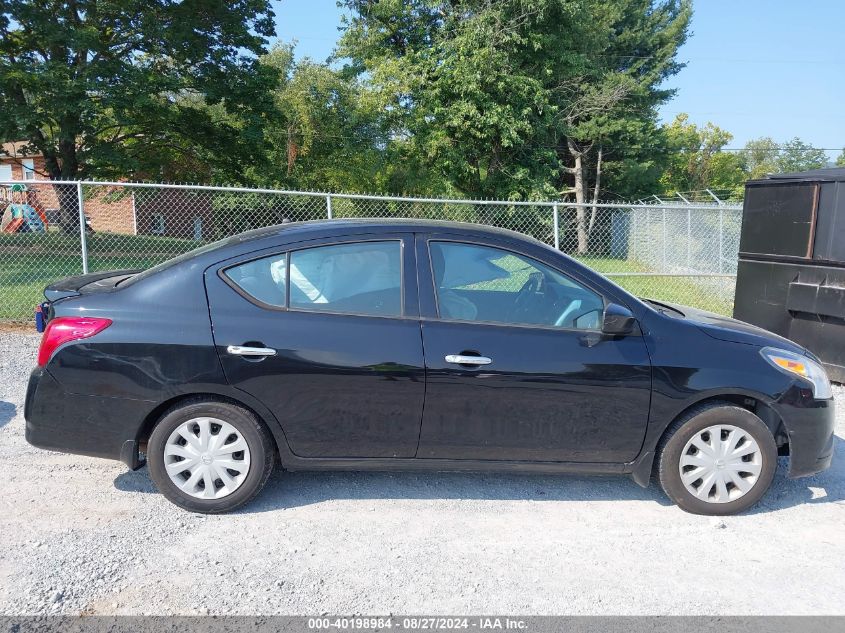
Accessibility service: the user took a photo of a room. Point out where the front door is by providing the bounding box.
[416,236,652,463]
[206,234,425,458]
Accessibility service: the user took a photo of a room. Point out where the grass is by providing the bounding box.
[0,231,733,322]
[0,231,200,321]
[576,256,734,315]
[600,257,735,315]
[0,230,200,255]
[446,249,732,315]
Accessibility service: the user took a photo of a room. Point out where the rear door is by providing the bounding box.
[205,233,425,458]
[416,233,652,463]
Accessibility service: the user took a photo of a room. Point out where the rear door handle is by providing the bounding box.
[226,345,276,357]
[445,354,492,365]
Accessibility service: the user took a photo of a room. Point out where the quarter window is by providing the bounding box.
[289,241,402,316]
[429,241,604,330]
[224,254,287,308]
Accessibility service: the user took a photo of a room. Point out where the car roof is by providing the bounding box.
[125,218,551,290]
[223,218,543,248]
[126,215,646,317]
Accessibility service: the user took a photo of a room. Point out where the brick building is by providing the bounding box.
[2,143,135,235]
[2,143,216,240]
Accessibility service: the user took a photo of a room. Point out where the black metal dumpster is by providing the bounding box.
[733,167,845,383]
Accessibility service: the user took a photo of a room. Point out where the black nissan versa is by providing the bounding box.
[24,219,835,515]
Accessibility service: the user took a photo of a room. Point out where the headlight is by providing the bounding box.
[761,347,832,399]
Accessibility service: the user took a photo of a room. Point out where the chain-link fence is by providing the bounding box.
[0,180,743,322]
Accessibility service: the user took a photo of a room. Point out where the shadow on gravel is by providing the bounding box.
[113,464,673,508]
[111,435,844,516]
[243,470,676,513]
[749,435,845,515]
[113,467,157,494]
[0,401,15,429]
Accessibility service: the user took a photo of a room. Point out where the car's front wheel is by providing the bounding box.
[147,399,275,513]
[657,402,778,515]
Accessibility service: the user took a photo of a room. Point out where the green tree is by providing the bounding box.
[837,148,845,167]
[740,136,780,180]
[0,0,277,228]
[741,136,829,178]
[778,137,827,173]
[559,0,691,251]
[339,0,565,199]
[660,114,746,197]
[257,46,392,193]
[338,0,691,252]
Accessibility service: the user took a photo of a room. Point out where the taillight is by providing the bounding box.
[37,317,112,367]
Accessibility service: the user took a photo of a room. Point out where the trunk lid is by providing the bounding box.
[37,269,140,331]
[43,270,141,301]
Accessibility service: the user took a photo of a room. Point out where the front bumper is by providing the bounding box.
[774,383,836,478]
[24,366,151,469]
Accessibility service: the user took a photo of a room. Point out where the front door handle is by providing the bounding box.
[226,345,276,357]
[445,354,492,366]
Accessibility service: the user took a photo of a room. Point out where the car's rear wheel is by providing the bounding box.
[657,402,778,515]
[147,400,275,513]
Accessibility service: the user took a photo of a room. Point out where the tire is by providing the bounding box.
[147,399,275,513]
[656,402,777,515]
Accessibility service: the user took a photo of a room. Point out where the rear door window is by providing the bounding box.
[223,240,403,317]
[289,241,402,316]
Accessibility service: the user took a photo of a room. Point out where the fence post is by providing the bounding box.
[326,194,333,219]
[662,208,667,271]
[131,193,138,236]
[77,182,89,274]
[686,207,692,270]
[718,208,724,274]
[552,203,560,250]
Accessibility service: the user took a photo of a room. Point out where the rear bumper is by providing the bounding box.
[774,384,836,478]
[24,366,151,469]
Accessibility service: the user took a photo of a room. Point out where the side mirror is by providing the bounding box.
[602,303,637,336]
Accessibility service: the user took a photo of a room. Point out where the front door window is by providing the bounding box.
[430,241,604,330]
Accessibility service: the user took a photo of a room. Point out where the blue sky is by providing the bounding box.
[271,1,844,159]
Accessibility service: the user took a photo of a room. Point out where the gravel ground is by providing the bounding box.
[1,330,844,616]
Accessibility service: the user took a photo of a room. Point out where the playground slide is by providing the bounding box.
[3,217,24,233]
[1,184,49,233]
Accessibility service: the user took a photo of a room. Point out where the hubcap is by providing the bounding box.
[164,417,251,499]
[679,424,762,504]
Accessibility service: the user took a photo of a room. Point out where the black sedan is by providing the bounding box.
[24,219,835,514]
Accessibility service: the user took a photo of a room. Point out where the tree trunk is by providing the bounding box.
[49,134,83,235]
[55,183,82,235]
[588,145,603,245]
[567,139,589,255]
[563,139,590,254]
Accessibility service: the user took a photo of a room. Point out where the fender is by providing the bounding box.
[628,386,786,487]
[128,382,295,470]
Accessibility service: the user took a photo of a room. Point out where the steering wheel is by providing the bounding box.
[510,272,545,321]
